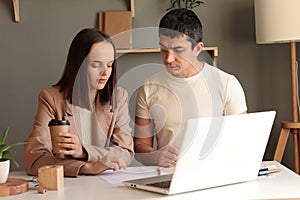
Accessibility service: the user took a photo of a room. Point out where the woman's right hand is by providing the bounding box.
[79,153,127,175]
[101,153,127,171]
[79,161,108,175]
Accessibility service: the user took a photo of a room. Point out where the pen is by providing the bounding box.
[157,167,161,176]
[258,168,280,176]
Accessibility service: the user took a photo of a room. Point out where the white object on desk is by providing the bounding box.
[99,167,157,185]
[4,161,300,200]
[98,166,174,185]
[125,111,276,195]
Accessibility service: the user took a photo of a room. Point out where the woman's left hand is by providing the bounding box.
[57,132,86,159]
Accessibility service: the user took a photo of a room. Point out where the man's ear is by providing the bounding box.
[193,42,204,57]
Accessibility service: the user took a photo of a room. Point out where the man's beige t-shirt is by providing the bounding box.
[135,63,247,149]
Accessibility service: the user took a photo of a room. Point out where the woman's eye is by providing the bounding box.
[91,61,113,69]
[91,63,99,68]
[107,62,114,68]
[91,62,103,68]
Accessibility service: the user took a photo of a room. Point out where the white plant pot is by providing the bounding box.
[0,160,10,183]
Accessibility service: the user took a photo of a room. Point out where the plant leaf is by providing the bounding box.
[0,142,27,155]
[166,0,205,10]
[0,127,27,162]
[166,0,177,11]
[2,150,12,161]
[3,156,19,168]
[0,127,9,145]
[8,142,27,148]
[0,144,6,151]
[177,0,182,8]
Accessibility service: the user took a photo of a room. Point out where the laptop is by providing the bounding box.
[124,111,276,195]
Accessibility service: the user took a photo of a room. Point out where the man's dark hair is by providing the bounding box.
[159,8,203,49]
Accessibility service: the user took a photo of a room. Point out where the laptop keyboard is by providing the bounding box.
[146,180,171,188]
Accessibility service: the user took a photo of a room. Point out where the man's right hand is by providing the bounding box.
[157,145,179,167]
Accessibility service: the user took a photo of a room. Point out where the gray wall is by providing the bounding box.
[0,0,299,171]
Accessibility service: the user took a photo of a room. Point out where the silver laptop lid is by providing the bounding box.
[169,111,276,194]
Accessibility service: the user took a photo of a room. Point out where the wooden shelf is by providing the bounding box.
[117,48,160,54]
[11,0,130,22]
[116,46,218,66]
[130,0,135,18]
[12,0,20,22]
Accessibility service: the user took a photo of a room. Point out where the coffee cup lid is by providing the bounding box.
[48,119,70,126]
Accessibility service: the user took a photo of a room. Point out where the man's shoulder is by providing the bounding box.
[147,70,168,81]
[203,63,226,73]
[142,70,172,89]
[203,63,234,79]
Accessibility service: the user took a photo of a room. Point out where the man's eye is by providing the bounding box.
[160,46,168,51]
[173,49,184,54]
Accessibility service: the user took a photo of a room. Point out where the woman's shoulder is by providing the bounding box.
[113,86,128,97]
[38,86,65,100]
[107,86,129,113]
[112,86,129,108]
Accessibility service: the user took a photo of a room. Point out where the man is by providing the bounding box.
[134,8,247,167]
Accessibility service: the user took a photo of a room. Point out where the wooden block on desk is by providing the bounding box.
[0,178,28,197]
[38,165,64,190]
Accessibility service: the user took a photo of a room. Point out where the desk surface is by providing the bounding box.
[2,161,300,200]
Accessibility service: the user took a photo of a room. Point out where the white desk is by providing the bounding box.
[2,161,300,200]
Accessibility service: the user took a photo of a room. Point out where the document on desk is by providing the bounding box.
[98,166,174,185]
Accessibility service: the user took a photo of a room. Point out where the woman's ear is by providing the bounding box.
[193,42,204,57]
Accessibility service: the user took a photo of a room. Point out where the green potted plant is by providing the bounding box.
[166,0,205,11]
[0,127,26,183]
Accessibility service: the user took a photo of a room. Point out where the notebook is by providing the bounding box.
[124,111,276,195]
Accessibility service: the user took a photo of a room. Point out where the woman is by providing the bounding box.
[23,28,134,177]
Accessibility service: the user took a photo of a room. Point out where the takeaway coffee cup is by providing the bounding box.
[48,119,70,154]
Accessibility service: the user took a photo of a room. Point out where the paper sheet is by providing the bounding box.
[98,166,173,185]
[260,161,277,170]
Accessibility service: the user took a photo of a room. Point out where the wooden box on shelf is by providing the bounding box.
[99,11,132,49]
